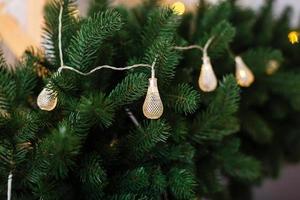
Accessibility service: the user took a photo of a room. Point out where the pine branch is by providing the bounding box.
[141,8,180,50]
[34,122,81,179]
[156,143,196,165]
[80,154,107,187]
[197,167,224,195]
[30,180,66,200]
[0,50,7,69]
[47,71,78,102]
[164,83,201,114]
[169,117,188,143]
[120,167,150,193]
[109,73,148,107]
[253,0,274,45]
[136,8,182,86]
[199,2,231,34]
[67,10,122,72]
[14,63,37,103]
[209,20,236,57]
[67,112,96,138]
[210,75,240,115]
[264,72,300,110]
[117,167,166,199]
[128,120,171,159]
[43,0,79,67]
[192,75,240,143]
[78,92,116,128]
[214,139,261,181]
[241,111,273,144]
[223,154,261,181]
[168,168,197,200]
[14,111,42,143]
[149,168,167,195]
[118,167,166,199]
[0,141,13,171]
[0,70,16,113]
[109,194,148,200]
[80,154,106,199]
[142,38,181,86]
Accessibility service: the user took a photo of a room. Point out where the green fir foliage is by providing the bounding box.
[0,0,299,199]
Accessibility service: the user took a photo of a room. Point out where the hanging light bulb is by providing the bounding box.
[143,64,163,119]
[266,59,280,75]
[198,55,218,92]
[37,86,58,111]
[235,56,255,87]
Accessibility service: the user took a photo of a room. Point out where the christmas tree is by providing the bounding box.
[0,0,300,199]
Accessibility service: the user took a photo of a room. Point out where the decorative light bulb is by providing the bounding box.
[37,87,58,111]
[235,56,255,87]
[266,59,280,75]
[171,1,185,15]
[198,56,218,92]
[143,67,163,119]
[288,31,299,44]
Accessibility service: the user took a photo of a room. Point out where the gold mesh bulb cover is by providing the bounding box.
[198,56,218,92]
[143,78,163,119]
[37,87,58,111]
[235,56,255,87]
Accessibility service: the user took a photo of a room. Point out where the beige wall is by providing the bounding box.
[239,0,300,26]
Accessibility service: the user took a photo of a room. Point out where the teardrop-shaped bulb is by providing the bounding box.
[235,56,255,87]
[198,56,218,92]
[143,78,163,119]
[37,87,58,111]
[266,59,280,75]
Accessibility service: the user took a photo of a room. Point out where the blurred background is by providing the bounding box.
[0,0,299,199]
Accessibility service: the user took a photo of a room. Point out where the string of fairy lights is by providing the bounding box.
[37,2,258,120]
[6,2,294,200]
[37,0,300,121]
[37,4,164,119]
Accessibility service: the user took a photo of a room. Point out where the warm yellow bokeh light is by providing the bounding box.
[266,60,280,75]
[171,1,185,15]
[288,31,299,44]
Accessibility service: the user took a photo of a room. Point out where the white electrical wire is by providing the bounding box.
[56,4,154,76]
[58,4,64,67]
[125,108,140,127]
[173,45,203,51]
[57,64,153,75]
[7,171,12,200]
[173,36,215,57]
[203,36,215,58]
